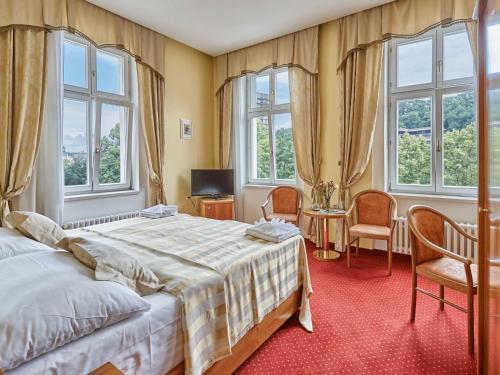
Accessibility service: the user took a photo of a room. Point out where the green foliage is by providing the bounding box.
[256,120,270,178]
[398,133,431,185]
[64,122,122,186]
[443,124,477,186]
[274,127,295,179]
[443,92,475,131]
[398,98,431,130]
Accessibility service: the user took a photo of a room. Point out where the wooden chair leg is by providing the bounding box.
[355,238,359,256]
[467,289,474,355]
[387,238,393,276]
[410,271,417,322]
[439,285,445,311]
[347,235,351,268]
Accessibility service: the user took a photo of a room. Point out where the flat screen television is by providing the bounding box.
[191,169,234,198]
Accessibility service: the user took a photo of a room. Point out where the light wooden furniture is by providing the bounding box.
[89,362,123,375]
[408,205,478,355]
[304,209,347,261]
[346,190,397,276]
[261,186,302,225]
[92,287,302,375]
[200,198,234,220]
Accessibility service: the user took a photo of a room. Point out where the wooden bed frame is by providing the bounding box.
[90,287,303,375]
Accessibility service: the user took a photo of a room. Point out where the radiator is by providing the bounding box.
[63,211,141,230]
[393,217,478,263]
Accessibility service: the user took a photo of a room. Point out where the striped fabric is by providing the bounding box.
[68,214,313,375]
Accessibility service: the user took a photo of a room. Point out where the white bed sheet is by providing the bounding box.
[7,292,183,375]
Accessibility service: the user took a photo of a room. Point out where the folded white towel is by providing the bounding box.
[141,204,178,219]
[246,218,300,243]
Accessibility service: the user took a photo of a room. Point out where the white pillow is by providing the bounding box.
[0,228,54,260]
[4,211,66,248]
[0,251,151,371]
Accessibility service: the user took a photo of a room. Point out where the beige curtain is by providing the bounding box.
[218,81,233,169]
[339,44,383,207]
[137,63,167,206]
[466,21,478,69]
[0,28,47,225]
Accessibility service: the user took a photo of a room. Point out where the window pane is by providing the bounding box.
[443,31,473,81]
[98,103,128,185]
[442,92,477,187]
[64,40,88,88]
[249,75,270,108]
[96,50,125,95]
[397,38,433,88]
[275,70,290,105]
[273,113,295,180]
[250,116,270,179]
[489,89,500,187]
[397,97,432,185]
[488,24,500,75]
[63,98,88,186]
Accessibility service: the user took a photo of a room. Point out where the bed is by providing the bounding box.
[0,213,312,375]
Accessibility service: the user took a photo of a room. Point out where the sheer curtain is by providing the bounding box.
[16,30,64,224]
[231,77,246,222]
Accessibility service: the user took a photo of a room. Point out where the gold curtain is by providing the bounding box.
[0,28,47,225]
[289,68,320,186]
[0,0,165,78]
[466,21,478,69]
[339,44,383,206]
[337,0,476,69]
[137,63,167,206]
[217,81,233,169]
[214,26,319,93]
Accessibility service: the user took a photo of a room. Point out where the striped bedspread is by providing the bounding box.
[71,214,312,375]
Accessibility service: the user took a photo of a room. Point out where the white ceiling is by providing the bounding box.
[86,0,393,56]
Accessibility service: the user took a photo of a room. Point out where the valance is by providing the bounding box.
[214,26,318,93]
[337,0,477,68]
[0,0,165,78]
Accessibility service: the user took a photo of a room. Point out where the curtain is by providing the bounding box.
[137,63,167,206]
[466,21,478,70]
[15,30,65,224]
[0,28,47,225]
[339,44,384,207]
[218,81,233,168]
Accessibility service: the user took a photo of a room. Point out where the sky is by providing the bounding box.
[255,70,290,106]
[63,40,125,153]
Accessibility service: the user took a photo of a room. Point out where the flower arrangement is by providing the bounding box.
[312,180,338,210]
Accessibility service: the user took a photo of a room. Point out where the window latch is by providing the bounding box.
[95,143,101,153]
[436,139,442,152]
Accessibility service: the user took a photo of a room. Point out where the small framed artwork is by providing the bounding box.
[180,119,193,139]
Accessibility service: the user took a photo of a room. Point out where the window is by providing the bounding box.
[63,34,132,195]
[388,24,476,195]
[246,68,296,185]
[487,21,500,190]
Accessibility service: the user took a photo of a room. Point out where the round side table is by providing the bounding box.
[304,208,347,261]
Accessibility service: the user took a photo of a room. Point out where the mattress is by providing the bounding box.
[7,292,183,375]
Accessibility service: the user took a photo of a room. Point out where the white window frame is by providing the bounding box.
[63,33,133,195]
[246,67,296,185]
[388,23,477,196]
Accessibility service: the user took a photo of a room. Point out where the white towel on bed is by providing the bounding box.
[140,204,178,219]
[246,218,300,242]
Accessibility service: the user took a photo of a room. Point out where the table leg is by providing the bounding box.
[313,218,341,261]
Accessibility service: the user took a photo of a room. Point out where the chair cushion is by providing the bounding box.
[416,257,478,293]
[267,213,298,223]
[349,224,390,240]
[357,192,392,227]
[272,187,299,214]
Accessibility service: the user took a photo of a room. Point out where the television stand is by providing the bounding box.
[208,194,226,200]
[199,197,234,220]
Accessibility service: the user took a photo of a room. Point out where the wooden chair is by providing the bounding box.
[407,205,477,355]
[346,190,397,276]
[261,186,302,226]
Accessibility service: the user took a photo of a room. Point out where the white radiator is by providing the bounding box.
[393,217,478,263]
[63,211,141,230]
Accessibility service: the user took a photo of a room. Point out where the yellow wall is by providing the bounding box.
[163,37,215,214]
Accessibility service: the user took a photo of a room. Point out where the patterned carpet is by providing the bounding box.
[235,241,477,375]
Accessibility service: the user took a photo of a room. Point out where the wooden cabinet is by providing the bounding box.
[200,198,234,220]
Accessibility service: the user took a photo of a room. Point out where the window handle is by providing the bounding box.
[95,143,101,153]
[436,139,442,152]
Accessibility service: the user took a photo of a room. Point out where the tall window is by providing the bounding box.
[63,34,133,195]
[246,68,296,185]
[388,24,476,195]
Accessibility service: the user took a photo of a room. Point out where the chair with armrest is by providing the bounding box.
[261,186,302,226]
[407,205,477,355]
[346,190,397,276]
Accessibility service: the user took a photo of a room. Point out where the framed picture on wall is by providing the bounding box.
[180,119,193,139]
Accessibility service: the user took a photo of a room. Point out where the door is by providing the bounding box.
[478,0,500,373]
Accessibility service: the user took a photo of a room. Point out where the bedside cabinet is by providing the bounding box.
[200,198,234,220]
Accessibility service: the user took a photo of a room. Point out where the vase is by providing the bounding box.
[322,196,331,210]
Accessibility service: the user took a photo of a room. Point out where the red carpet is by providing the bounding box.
[235,241,477,375]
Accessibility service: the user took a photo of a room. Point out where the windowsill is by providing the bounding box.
[245,182,297,189]
[389,192,477,204]
[64,189,140,202]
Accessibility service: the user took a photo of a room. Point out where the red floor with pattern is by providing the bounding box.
[235,241,477,375]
